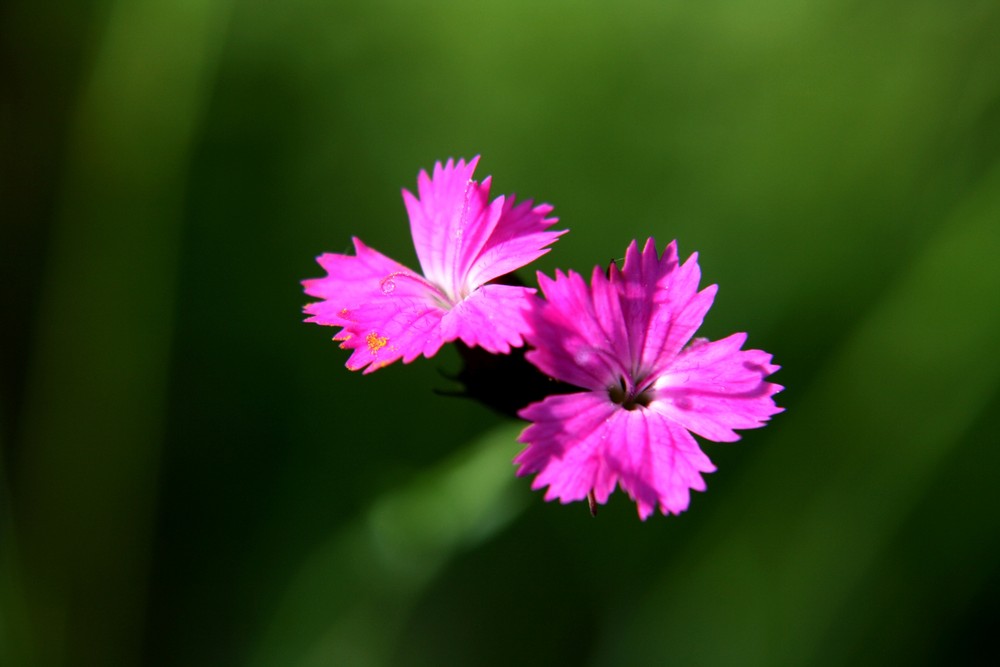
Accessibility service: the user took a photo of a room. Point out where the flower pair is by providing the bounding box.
[303,157,782,519]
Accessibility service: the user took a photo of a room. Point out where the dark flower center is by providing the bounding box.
[609,378,652,411]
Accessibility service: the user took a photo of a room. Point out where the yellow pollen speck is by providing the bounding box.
[366,331,388,354]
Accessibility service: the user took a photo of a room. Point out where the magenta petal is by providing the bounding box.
[403,157,494,297]
[619,410,717,518]
[403,157,564,301]
[441,283,536,354]
[526,239,716,393]
[302,237,448,372]
[515,393,621,504]
[464,197,564,288]
[654,332,784,442]
[339,309,445,374]
[611,239,719,375]
[611,239,677,368]
[302,238,415,328]
[524,269,626,391]
[515,393,717,519]
[337,271,449,373]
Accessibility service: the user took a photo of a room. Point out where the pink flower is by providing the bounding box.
[302,157,564,372]
[515,239,782,519]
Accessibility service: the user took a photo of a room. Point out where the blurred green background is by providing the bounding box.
[3,0,999,665]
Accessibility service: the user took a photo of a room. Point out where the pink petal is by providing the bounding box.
[441,283,537,354]
[523,269,630,391]
[617,409,717,518]
[336,271,450,374]
[652,332,784,442]
[403,157,564,301]
[302,238,415,328]
[402,157,494,298]
[516,393,717,519]
[525,239,716,396]
[464,197,564,288]
[515,392,621,503]
[610,239,677,368]
[612,239,718,378]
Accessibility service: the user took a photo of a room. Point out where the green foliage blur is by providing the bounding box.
[3,1,999,665]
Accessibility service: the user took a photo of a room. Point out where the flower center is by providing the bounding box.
[608,378,652,411]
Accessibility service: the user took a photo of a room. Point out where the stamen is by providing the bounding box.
[366,331,388,354]
[608,377,652,410]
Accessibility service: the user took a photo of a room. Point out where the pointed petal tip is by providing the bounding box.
[435,155,480,178]
[624,238,641,257]
[636,503,654,521]
[533,202,556,216]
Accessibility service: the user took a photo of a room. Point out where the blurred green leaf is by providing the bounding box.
[250,424,526,667]
[11,1,233,665]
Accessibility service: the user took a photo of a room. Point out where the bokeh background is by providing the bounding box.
[3,0,999,665]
